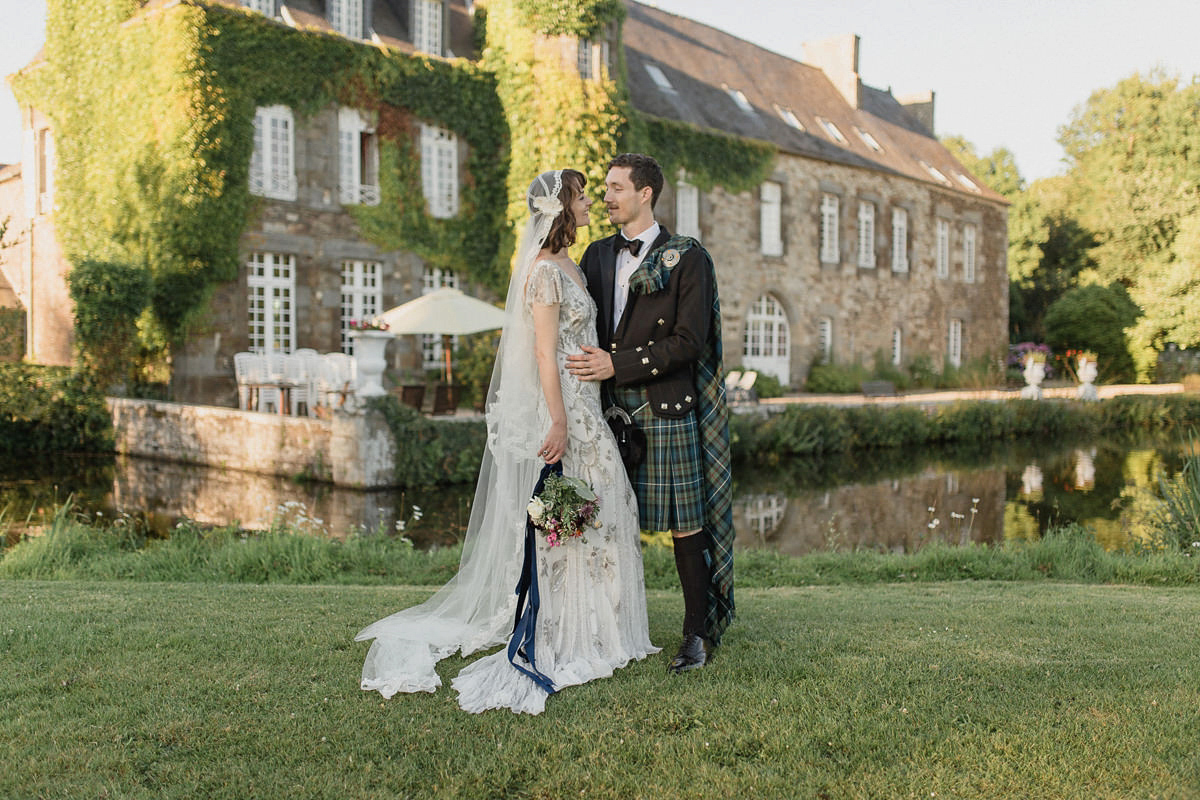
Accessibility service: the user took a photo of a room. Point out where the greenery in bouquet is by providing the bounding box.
[527,473,601,547]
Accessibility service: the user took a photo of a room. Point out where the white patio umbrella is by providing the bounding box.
[376,288,506,383]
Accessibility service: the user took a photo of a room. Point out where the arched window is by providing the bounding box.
[742,294,790,384]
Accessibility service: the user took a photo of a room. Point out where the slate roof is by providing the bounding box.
[623,1,1006,204]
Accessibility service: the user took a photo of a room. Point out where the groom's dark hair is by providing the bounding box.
[609,153,664,209]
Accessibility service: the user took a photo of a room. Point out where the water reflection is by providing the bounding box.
[0,433,1187,553]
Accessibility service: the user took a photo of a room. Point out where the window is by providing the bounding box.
[328,0,364,39]
[422,267,459,369]
[948,318,963,367]
[644,63,676,93]
[250,106,296,201]
[340,260,382,355]
[817,117,847,145]
[576,39,608,80]
[420,124,459,218]
[955,172,981,193]
[726,87,755,115]
[760,182,783,256]
[819,193,839,264]
[856,201,875,268]
[36,127,54,215]
[774,105,804,131]
[855,127,882,152]
[675,178,700,239]
[891,208,909,273]
[921,160,950,185]
[935,218,950,278]
[413,0,442,55]
[338,108,380,206]
[963,223,977,283]
[742,294,790,383]
[817,316,833,364]
[247,252,295,355]
[891,327,903,367]
[242,0,276,14]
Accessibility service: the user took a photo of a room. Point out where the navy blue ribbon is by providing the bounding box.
[507,461,560,695]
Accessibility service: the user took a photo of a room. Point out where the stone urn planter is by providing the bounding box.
[1019,354,1045,400]
[351,329,392,399]
[1076,355,1099,402]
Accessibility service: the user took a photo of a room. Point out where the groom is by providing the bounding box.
[567,153,734,673]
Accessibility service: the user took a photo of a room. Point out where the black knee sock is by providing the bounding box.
[673,533,710,638]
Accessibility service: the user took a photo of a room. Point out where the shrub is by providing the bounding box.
[369,395,486,486]
[804,362,868,393]
[0,365,112,455]
[66,259,152,392]
[1043,284,1139,383]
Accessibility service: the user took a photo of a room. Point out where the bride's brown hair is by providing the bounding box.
[543,169,586,253]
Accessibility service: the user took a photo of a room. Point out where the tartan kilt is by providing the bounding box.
[610,384,705,532]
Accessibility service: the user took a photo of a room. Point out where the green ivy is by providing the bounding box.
[514,0,625,38]
[368,396,487,487]
[13,0,510,379]
[632,114,777,195]
[66,259,152,390]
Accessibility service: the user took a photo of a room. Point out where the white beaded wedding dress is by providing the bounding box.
[356,171,657,715]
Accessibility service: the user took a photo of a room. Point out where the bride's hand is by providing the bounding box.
[537,419,568,464]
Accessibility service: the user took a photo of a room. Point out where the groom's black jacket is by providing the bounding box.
[580,226,714,419]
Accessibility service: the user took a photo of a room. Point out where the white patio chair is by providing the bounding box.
[295,349,322,416]
[724,370,743,392]
[320,352,357,410]
[283,353,312,416]
[233,352,257,410]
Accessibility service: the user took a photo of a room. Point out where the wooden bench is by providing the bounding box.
[860,380,898,397]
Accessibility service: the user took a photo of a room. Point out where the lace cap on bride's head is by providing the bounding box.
[527,170,564,221]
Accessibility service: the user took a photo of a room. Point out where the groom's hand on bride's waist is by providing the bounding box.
[567,346,614,382]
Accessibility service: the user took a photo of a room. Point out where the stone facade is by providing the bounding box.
[659,159,1008,386]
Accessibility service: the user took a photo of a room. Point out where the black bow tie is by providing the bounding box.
[615,236,642,257]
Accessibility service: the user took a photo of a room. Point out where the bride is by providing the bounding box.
[356,169,658,714]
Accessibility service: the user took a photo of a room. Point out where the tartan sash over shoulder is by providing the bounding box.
[629,235,736,645]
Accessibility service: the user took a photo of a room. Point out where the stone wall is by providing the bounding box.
[660,153,1009,387]
[109,398,397,489]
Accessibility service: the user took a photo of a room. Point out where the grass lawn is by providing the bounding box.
[2,580,1198,799]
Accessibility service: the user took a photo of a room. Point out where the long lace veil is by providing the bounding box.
[357,171,566,696]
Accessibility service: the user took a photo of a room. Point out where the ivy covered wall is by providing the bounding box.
[12,0,776,385]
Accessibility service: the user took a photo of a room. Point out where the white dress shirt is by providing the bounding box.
[612,222,660,334]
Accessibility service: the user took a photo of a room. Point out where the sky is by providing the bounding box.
[2,0,1199,183]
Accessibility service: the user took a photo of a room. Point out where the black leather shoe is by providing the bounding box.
[667,634,707,674]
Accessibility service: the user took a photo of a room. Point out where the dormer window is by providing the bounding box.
[645,64,675,94]
[414,0,443,55]
[774,105,804,131]
[817,117,847,145]
[921,160,951,185]
[243,0,277,15]
[725,86,755,115]
[328,0,364,39]
[955,172,981,193]
[855,127,882,152]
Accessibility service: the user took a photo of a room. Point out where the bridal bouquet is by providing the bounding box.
[527,473,601,547]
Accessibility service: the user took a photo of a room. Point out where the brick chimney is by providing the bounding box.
[898,90,936,136]
[803,33,861,108]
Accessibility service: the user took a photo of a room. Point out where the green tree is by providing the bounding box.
[1043,283,1139,383]
[1007,178,1098,342]
[1057,72,1200,376]
[940,135,1024,197]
